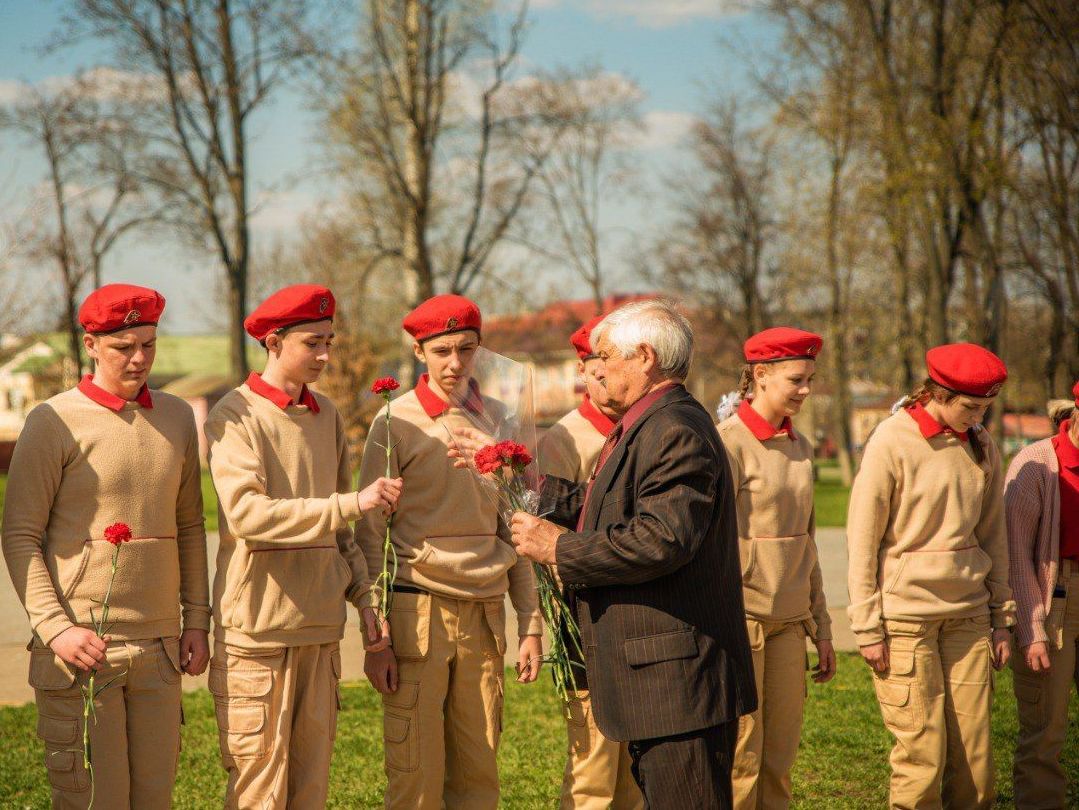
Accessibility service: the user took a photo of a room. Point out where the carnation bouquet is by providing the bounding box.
[447,349,584,701]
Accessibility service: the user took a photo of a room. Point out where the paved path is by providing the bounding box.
[0,528,853,705]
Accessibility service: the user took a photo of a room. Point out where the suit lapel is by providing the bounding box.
[582,386,693,531]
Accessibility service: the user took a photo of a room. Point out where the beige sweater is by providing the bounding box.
[846,409,1016,645]
[717,414,831,640]
[355,386,542,636]
[1,387,209,645]
[539,402,610,483]
[206,383,373,649]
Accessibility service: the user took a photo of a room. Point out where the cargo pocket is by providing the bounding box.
[158,637,183,685]
[383,712,417,772]
[208,657,275,761]
[1013,671,1048,729]
[28,647,77,692]
[37,714,87,793]
[387,592,431,661]
[564,693,590,757]
[873,650,919,733]
[482,600,507,658]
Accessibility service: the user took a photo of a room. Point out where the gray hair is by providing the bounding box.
[591,299,694,381]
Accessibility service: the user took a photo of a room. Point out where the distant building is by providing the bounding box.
[483,294,657,423]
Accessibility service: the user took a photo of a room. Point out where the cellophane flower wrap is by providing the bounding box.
[448,348,584,701]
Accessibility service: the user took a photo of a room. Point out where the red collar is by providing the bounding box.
[906,401,968,442]
[78,374,153,412]
[577,395,615,437]
[737,399,795,441]
[414,373,484,420]
[1053,419,1079,470]
[246,372,320,413]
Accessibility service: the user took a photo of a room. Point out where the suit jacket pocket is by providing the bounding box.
[623,627,698,667]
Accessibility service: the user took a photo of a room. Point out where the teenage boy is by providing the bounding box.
[358,293,543,810]
[2,284,209,809]
[206,284,402,809]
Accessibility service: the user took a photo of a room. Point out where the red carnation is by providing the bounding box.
[371,377,400,395]
[474,441,532,474]
[474,445,503,475]
[496,440,532,469]
[104,522,132,546]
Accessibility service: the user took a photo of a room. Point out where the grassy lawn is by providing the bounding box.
[1,654,1076,808]
[2,468,851,534]
[813,461,851,527]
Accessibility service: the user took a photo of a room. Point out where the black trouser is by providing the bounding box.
[628,721,737,810]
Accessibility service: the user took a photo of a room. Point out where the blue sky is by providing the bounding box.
[0,0,781,332]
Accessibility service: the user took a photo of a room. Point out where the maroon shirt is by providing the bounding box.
[576,382,680,531]
[1052,419,1079,561]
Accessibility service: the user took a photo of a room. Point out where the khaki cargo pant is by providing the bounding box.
[209,641,341,810]
[873,615,996,810]
[382,591,506,810]
[1012,558,1079,809]
[29,636,183,810]
[732,618,808,810]
[560,690,644,810]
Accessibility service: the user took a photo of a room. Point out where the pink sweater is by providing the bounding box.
[1004,437,1061,647]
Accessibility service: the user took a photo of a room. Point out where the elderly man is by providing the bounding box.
[511,299,756,809]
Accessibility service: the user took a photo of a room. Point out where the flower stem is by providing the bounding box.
[84,541,120,809]
[379,396,397,619]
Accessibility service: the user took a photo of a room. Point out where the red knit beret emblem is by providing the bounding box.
[447,316,459,329]
[319,297,328,314]
[123,309,141,325]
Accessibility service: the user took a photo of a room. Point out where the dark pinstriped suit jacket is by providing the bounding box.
[543,386,757,742]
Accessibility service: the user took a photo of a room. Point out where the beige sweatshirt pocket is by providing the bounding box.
[407,535,518,598]
[63,537,181,628]
[882,545,992,618]
[740,535,816,621]
[227,545,350,635]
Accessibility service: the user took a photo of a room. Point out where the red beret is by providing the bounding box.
[926,343,1007,398]
[743,327,823,363]
[1072,379,1079,408]
[79,284,165,334]
[244,285,335,341]
[571,315,605,360]
[403,294,481,342]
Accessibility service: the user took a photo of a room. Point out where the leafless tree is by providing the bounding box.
[63,0,307,380]
[2,75,155,374]
[308,0,575,308]
[659,98,777,336]
[512,66,644,312]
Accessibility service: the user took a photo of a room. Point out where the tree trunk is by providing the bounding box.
[227,272,247,382]
[63,286,84,379]
[219,0,251,381]
[401,0,433,305]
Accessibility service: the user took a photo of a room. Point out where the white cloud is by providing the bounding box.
[535,0,753,28]
[0,80,26,104]
[635,110,696,149]
[249,189,322,233]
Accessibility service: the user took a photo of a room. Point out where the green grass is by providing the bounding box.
[201,470,218,532]
[814,478,851,528]
[1,656,1076,808]
[0,471,851,533]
